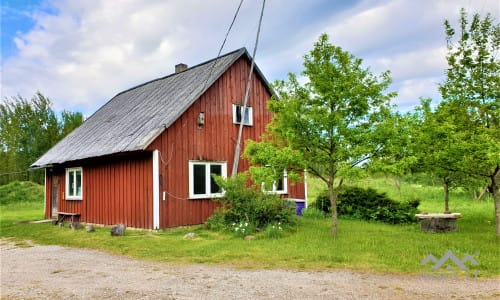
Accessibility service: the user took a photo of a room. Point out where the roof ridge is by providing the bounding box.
[114,47,247,98]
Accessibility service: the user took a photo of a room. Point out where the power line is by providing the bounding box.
[231,0,266,177]
[201,0,245,92]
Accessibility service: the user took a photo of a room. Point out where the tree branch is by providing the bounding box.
[308,166,328,184]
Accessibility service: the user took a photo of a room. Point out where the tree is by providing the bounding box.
[245,34,396,235]
[0,92,83,184]
[413,98,479,212]
[367,110,419,199]
[439,8,500,236]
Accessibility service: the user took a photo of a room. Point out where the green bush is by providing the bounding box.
[312,186,419,224]
[301,207,327,219]
[206,173,296,236]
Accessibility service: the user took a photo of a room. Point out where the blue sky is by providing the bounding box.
[1,0,498,115]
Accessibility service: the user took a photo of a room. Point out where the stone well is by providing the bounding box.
[415,213,462,233]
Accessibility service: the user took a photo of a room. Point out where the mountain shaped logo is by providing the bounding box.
[421,250,478,271]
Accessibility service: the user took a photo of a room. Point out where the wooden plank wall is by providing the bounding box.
[83,155,153,228]
[46,154,153,228]
[288,177,306,200]
[148,56,305,228]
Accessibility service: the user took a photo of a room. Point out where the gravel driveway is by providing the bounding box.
[1,239,499,299]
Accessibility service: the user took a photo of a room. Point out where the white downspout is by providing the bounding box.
[44,168,47,217]
[153,150,160,229]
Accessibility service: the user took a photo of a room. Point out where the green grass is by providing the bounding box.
[0,181,44,205]
[1,180,499,276]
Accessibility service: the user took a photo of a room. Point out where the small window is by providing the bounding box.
[262,170,288,194]
[232,104,253,126]
[189,161,227,199]
[66,167,83,200]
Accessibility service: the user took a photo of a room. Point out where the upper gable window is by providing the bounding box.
[66,167,83,200]
[232,104,253,126]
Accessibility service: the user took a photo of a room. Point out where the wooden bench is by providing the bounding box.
[56,211,80,224]
[415,213,461,233]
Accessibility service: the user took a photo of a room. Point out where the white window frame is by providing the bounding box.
[232,104,253,126]
[262,170,288,195]
[188,161,227,199]
[65,167,83,200]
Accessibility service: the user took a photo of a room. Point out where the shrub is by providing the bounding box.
[301,207,327,219]
[312,186,419,224]
[206,173,296,236]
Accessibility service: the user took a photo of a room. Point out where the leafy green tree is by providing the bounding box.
[367,110,419,199]
[0,92,83,184]
[413,99,479,212]
[245,34,396,235]
[439,8,499,236]
[60,110,84,138]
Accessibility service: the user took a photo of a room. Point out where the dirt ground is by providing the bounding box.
[1,239,499,300]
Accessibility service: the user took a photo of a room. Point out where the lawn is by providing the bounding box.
[1,179,498,276]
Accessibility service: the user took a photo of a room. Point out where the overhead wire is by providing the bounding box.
[200,0,245,93]
[231,0,266,177]
[160,0,247,201]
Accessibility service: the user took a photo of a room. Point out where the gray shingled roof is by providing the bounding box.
[32,48,269,168]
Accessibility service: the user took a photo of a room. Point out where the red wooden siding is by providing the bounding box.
[147,56,305,228]
[45,154,154,228]
[287,176,306,200]
[82,154,153,228]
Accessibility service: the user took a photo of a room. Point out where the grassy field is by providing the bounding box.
[1,179,498,276]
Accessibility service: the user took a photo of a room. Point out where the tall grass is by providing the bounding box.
[1,180,498,276]
[0,181,44,205]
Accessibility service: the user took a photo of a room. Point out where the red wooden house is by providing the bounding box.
[32,48,306,229]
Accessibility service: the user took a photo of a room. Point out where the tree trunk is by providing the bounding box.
[476,185,489,201]
[443,178,450,213]
[394,176,402,199]
[328,182,338,236]
[491,166,500,238]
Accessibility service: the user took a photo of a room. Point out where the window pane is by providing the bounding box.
[235,106,242,123]
[276,178,284,191]
[68,170,75,196]
[243,107,250,124]
[193,164,206,195]
[210,165,222,194]
[76,170,82,196]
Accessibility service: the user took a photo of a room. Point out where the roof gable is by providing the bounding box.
[32,48,272,167]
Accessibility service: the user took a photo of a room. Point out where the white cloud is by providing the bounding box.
[1,0,241,112]
[396,76,442,111]
[1,0,498,113]
[370,46,448,91]
[303,0,499,108]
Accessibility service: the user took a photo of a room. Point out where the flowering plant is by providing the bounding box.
[231,221,255,238]
[264,222,283,239]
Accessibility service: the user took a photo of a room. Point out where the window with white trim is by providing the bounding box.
[66,167,82,200]
[232,104,253,126]
[189,161,227,199]
[262,170,288,194]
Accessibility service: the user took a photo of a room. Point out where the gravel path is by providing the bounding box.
[1,239,499,299]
